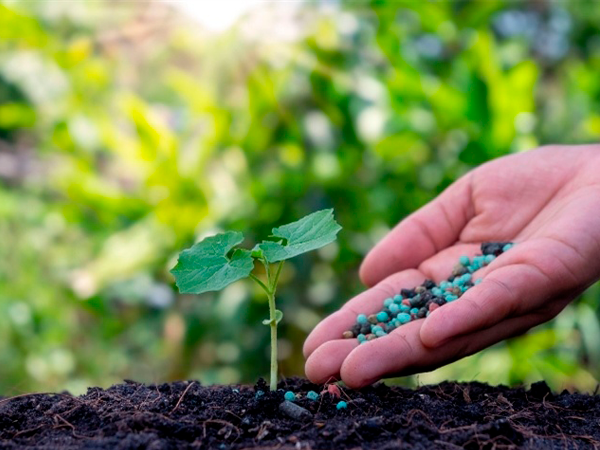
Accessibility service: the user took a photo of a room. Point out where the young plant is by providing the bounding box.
[170,209,341,390]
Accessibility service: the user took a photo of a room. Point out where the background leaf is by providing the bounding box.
[256,209,342,263]
[171,231,254,294]
[1,1,600,394]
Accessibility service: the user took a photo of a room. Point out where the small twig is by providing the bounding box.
[202,419,240,440]
[12,424,45,438]
[404,408,438,430]
[439,424,478,434]
[170,381,196,414]
[433,440,464,449]
[54,414,90,439]
[225,410,243,421]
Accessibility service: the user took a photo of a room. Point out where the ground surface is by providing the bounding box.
[0,378,598,449]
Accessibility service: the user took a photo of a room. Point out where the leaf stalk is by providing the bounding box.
[249,273,270,296]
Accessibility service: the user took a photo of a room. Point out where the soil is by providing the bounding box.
[1,377,598,449]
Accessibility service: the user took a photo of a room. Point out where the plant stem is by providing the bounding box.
[267,288,277,391]
[251,259,285,391]
[267,261,284,391]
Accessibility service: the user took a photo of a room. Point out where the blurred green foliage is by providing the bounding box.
[1,0,599,395]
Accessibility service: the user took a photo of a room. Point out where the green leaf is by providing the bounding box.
[170,231,254,294]
[255,209,341,263]
[262,309,284,326]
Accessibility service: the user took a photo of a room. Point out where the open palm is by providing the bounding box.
[304,145,600,388]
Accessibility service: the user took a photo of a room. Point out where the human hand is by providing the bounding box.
[304,145,600,388]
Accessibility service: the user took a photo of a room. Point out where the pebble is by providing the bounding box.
[280,401,312,420]
[364,416,385,428]
[342,331,354,339]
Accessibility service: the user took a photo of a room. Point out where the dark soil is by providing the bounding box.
[1,378,599,449]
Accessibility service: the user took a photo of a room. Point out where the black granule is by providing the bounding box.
[423,279,436,289]
[481,242,510,256]
[410,296,422,307]
[401,288,416,298]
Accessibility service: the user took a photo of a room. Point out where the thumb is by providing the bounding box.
[360,175,473,287]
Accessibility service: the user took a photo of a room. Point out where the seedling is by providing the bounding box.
[170,209,341,391]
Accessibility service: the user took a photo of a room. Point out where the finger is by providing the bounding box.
[303,269,425,358]
[339,319,422,388]
[304,339,357,384]
[340,305,562,388]
[359,175,473,287]
[419,239,576,348]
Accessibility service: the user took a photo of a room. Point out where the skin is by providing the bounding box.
[304,145,600,388]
